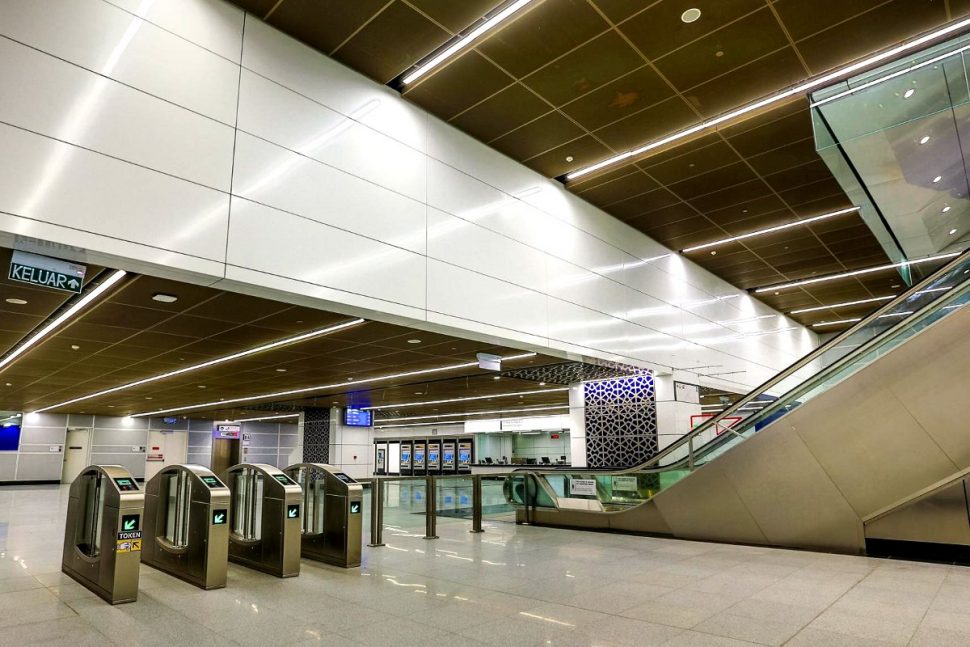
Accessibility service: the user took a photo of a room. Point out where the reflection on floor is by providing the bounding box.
[3,484,970,645]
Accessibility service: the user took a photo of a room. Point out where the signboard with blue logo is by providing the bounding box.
[9,251,86,293]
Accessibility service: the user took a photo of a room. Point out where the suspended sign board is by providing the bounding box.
[9,251,86,293]
[213,423,241,439]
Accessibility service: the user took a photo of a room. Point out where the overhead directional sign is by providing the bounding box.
[8,251,86,293]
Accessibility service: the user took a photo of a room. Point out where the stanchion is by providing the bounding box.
[470,475,484,534]
[424,476,438,539]
[367,478,385,547]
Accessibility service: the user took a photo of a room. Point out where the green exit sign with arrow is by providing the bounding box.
[9,250,86,294]
[121,514,139,532]
[287,504,300,519]
[212,509,227,525]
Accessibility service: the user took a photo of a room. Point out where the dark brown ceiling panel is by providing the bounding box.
[450,83,551,142]
[403,50,513,118]
[558,65,674,132]
[265,0,392,56]
[475,0,607,78]
[330,1,451,83]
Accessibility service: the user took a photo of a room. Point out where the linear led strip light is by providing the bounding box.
[377,404,569,423]
[230,413,300,423]
[754,252,960,294]
[565,16,970,181]
[0,269,127,374]
[813,310,917,327]
[681,207,860,253]
[30,318,365,413]
[400,0,537,85]
[364,386,569,411]
[130,352,538,417]
[789,295,895,315]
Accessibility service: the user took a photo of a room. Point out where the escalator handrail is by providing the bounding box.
[522,248,970,476]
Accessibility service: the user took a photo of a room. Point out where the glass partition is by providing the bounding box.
[163,470,191,548]
[75,470,105,558]
[231,468,263,541]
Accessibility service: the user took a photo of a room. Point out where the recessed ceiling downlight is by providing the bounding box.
[681,8,701,23]
[152,293,178,303]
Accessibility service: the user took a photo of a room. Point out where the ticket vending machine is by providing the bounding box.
[399,441,412,476]
[457,441,473,474]
[142,464,231,590]
[427,441,441,475]
[284,463,363,568]
[223,463,303,578]
[442,441,456,474]
[412,442,427,476]
[62,465,144,604]
[374,445,387,476]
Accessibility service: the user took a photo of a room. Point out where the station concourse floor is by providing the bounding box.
[3,485,970,646]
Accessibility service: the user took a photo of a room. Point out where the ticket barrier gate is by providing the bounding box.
[284,463,364,568]
[142,464,230,590]
[62,465,144,604]
[224,463,303,578]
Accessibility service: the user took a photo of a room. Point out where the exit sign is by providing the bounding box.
[9,251,86,293]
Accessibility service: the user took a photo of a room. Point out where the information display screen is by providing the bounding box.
[428,451,439,466]
[113,477,139,491]
[458,450,471,465]
[400,451,411,463]
[273,474,295,486]
[200,475,224,488]
[344,407,372,427]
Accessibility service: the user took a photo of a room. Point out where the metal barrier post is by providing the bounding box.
[470,475,484,534]
[368,478,385,547]
[424,476,438,539]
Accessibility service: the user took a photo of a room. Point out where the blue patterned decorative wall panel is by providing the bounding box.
[584,375,658,468]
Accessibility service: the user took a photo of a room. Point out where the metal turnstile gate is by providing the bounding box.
[284,463,363,568]
[223,463,303,578]
[62,465,144,604]
[142,464,230,589]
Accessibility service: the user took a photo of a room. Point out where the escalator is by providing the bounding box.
[506,249,970,556]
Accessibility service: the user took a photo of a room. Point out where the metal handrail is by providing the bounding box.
[521,247,970,477]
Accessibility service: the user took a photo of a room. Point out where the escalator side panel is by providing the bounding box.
[660,416,863,552]
[607,499,672,535]
[642,301,970,554]
[651,461,768,546]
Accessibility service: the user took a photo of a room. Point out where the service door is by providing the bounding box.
[144,430,188,481]
[61,428,91,484]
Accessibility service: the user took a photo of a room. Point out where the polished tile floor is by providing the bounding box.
[3,484,970,646]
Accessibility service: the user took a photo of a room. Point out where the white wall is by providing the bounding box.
[0,0,819,395]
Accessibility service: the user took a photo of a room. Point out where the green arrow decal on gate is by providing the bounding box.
[123,519,137,530]
[214,513,225,523]
[288,507,298,518]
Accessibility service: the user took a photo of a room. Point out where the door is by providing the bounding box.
[61,428,91,484]
[211,438,240,477]
[144,430,189,481]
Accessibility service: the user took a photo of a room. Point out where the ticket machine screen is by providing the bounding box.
[458,450,471,466]
[401,450,410,463]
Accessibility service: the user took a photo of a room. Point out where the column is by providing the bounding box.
[654,373,702,451]
[568,382,587,468]
[299,407,330,463]
[326,407,374,479]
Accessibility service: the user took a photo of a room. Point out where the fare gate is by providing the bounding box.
[62,465,144,604]
[284,463,363,568]
[142,464,230,589]
[223,463,303,578]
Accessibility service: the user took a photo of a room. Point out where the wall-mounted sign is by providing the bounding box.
[162,416,178,425]
[674,381,700,404]
[213,423,241,439]
[550,433,560,440]
[344,407,372,427]
[612,476,638,491]
[146,453,164,462]
[476,352,502,371]
[569,479,597,496]
[9,250,86,293]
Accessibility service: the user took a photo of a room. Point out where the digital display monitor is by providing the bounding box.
[200,475,224,488]
[401,451,410,462]
[344,407,372,427]
[458,450,471,465]
[0,424,21,451]
[413,451,425,463]
[273,474,295,486]
[428,451,439,464]
[443,452,454,462]
[113,477,139,491]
